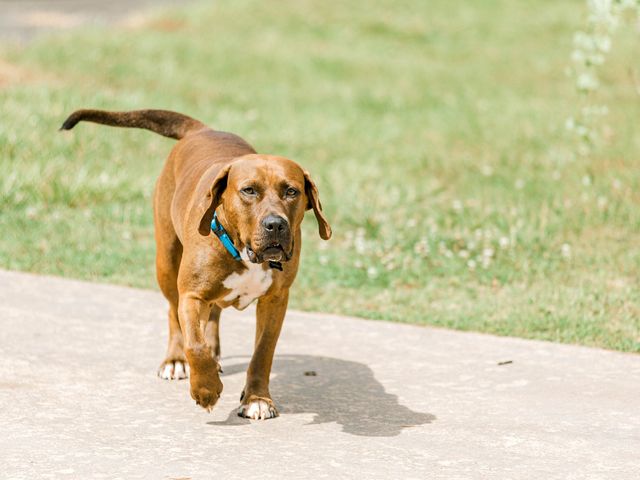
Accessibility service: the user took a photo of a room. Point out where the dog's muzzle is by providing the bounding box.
[246,215,293,263]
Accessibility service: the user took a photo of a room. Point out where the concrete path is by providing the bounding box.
[0,269,638,479]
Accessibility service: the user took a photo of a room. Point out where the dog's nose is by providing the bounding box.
[262,215,287,233]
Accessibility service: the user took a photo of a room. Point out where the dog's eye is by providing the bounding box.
[285,187,299,197]
[241,187,256,196]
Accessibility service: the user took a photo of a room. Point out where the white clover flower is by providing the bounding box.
[595,35,611,52]
[619,0,639,9]
[568,0,640,159]
[366,266,378,278]
[597,196,608,209]
[576,126,589,139]
[481,165,493,176]
[577,72,599,91]
[413,239,430,256]
[581,104,609,117]
[574,31,592,50]
[565,117,576,131]
[578,144,590,156]
[482,247,495,258]
[561,243,572,258]
[467,259,477,270]
[571,50,586,63]
[25,206,37,219]
[588,0,619,29]
[319,255,329,266]
[354,229,367,254]
[458,249,470,259]
[499,236,510,249]
[381,251,398,265]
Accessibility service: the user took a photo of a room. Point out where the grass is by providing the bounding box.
[1,0,638,352]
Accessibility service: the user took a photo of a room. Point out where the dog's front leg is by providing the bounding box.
[178,294,223,411]
[238,290,289,420]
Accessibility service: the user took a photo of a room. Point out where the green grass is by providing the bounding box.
[1,0,638,352]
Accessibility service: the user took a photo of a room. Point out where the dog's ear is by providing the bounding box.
[304,171,332,240]
[198,165,232,236]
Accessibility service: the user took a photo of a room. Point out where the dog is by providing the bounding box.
[61,109,331,419]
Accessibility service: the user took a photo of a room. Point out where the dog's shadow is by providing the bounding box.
[207,354,435,437]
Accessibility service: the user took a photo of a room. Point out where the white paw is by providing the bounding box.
[158,361,189,380]
[237,399,279,420]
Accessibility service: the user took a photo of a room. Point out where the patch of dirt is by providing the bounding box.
[119,12,151,29]
[148,17,187,32]
[0,57,58,90]
[121,13,186,32]
[16,11,85,29]
[0,58,24,88]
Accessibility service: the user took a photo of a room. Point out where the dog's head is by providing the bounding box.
[198,154,331,264]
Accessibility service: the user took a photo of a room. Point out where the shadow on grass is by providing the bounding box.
[207,354,435,437]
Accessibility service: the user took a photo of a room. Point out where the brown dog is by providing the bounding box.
[61,109,331,419]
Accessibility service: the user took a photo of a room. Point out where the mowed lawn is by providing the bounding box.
[0,0,638,351]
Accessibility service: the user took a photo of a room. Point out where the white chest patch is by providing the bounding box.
[222,250,273,310]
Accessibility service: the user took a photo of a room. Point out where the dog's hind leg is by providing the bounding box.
[156,235,188,380]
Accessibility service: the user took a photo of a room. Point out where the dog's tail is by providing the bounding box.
[60,109,207,140]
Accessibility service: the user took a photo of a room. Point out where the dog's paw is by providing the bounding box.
[185,345,223,411]
[237,396,279,420]
[157,360,189,380]
[191,382,223,412]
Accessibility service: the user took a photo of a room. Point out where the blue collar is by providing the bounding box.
[211,212,242,261]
